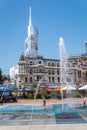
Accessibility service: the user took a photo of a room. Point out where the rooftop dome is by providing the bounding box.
[19,54,26,61]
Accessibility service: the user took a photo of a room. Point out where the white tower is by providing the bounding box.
[24,7,38,58]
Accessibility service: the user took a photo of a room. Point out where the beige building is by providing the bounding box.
[18,54,87,87]
[19,55,60,85]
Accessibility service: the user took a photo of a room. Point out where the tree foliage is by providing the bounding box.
[85,71,87,82]
[0,68,3,84]
[0,68,10,84]
[29,83,37,89]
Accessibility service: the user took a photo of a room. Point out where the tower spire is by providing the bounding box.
[29,6,32,25]
[28,6,34,36]
[25,7,38,58]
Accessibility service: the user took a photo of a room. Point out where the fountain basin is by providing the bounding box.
[0,103,87,125]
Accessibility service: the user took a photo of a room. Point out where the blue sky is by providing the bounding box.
[0,0,87,74]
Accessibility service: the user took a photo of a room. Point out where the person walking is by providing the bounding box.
[83,97,86,107]
[0,95,3,105]
[43,99,46,110]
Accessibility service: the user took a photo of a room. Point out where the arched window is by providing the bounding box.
[38,61,42,64]
[52,63,55,66]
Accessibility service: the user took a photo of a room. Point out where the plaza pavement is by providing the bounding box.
[1,124,87,130]
[0,98,87,130]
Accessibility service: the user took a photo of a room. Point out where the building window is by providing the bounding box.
[52,77,54,82]
[57,63,59,67]
[52,63,55,66]
[49,77,51,82]
[25,77,27,83]
[37,76,39,81]
[20,67,24,73]
[78,70,81,78]
[57,70,60,75]
[38,61,42,64]
[30,61,34,65]
[58,77,60,82]
[48,62,50,66]
[48,70,51,75]
[30,69,33,74]
[30,77,32,83]
[52,70,54,75]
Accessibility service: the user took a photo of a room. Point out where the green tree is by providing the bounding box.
[7,75,10,81]
[0,68,3,84]
[2,74,10,82]
[29,83,37,89]
[85,71,87,83]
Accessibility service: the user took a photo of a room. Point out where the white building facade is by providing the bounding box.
[10,66,18,85]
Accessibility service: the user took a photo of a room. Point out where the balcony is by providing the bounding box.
[34,70,47,73]
[33,70,47,75]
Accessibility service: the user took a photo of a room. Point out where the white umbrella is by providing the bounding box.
[63,85,77,91]
[78,85,87,90]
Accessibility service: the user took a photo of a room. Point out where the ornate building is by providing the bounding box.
[18,7,87,87]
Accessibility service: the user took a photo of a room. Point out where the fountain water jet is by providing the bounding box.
[59,37,75,109]
[30,76,48,121]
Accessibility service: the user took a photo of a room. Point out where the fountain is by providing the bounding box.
[59,37,76,108]
[0,38,87,125]
[26,37,87,124]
